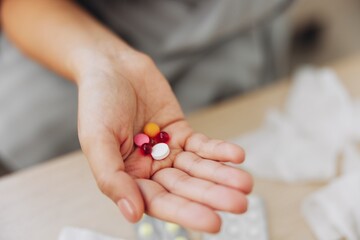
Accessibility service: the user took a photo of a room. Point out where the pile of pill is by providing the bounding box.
[134,123,170,160]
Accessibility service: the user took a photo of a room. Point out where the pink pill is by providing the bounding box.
[134,133,150,147]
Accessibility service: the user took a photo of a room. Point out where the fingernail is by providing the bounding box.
[117,198,136,222]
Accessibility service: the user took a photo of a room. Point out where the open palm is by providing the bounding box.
[77,54,252,233]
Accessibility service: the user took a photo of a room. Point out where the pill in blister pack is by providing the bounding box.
[203,195,268,240]
[135,215,160,240]
[135,214,190,240]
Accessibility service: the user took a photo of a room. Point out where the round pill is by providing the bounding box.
[155,131,170,143]
[138,222,154,237]
[165,222,180,233]
[227,224,240,235]
[151,143,170,160]
[149,138,157,146]
[140,143,153,155]
[247,226,260,236]
[174,237,188,240]
[144,122,160,138]
[134,133,150,147]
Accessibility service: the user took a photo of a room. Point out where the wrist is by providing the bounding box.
[69,40,147,86]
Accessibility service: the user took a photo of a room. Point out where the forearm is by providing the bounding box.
[1,0,136,83]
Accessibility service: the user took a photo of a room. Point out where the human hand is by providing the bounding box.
[2,0,251,231]
[77,50,252,233]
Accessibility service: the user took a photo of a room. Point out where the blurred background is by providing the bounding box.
[288,0,360,70]
[1,0,360,175]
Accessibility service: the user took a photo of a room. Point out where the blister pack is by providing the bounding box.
[135,195,268,240]
[135,214,190,240]
[203,195,268,240]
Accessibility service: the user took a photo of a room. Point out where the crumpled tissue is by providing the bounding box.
[233,67,358,182]
[302,173,360,240]
[233,66,360,239]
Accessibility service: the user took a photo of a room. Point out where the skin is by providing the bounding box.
[1,0,253,233]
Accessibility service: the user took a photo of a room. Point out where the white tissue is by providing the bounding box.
[352,99,360,141]
[286,68,354,152]
[58,227,124,240]
[232,66,360,238]
[236,110,338,181]
[234,67,355,182]
[342,144,360,175]
[302,173,360,240]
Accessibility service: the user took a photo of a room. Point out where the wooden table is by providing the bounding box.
[1,54,360,240]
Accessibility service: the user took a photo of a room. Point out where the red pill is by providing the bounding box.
[155,131,170,143]
[140,143,152,155]
[149,138,157,146]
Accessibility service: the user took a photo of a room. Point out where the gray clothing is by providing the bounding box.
[78,0,291,110]
[0,0,291,170]
[0,37,79,170]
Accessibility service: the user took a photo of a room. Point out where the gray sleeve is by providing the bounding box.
[0,34,80,170]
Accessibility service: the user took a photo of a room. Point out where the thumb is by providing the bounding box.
[82,132,144,223]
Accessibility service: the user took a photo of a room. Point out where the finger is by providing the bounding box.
[185,133,245,163]
[174,152,253,193]
[152,168,248,213]
[124,149,153,179]
[136,179,221,233]
[82,132,144,223]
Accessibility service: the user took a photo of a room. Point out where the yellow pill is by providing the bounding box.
[165,222,180,233]
[144,122,160,138]
[174,237,188,240]
[138,222,154,237]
